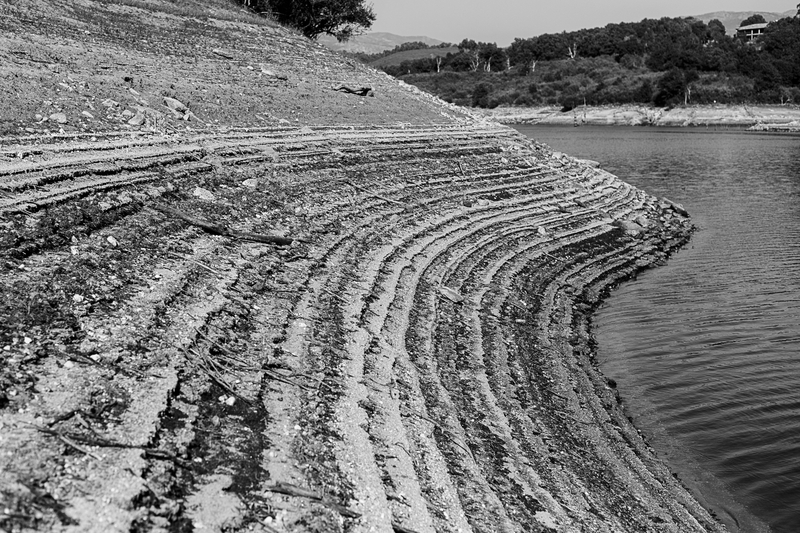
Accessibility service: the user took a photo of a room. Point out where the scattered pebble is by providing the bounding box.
[193,186,215,201]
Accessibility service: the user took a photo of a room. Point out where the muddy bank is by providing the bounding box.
[480,104,800,128]
[1,1,725,532]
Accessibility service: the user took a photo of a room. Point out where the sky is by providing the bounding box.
[367,0,797,46]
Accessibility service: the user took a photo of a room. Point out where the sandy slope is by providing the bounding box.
[1,1,726,532]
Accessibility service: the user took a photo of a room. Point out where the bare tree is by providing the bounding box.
[568,43,578,60]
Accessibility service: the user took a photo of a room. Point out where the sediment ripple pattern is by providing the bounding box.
[0,124,723,532]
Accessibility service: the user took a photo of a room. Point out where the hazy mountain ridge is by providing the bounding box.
[319,32,443,54]
[693,9,797,34]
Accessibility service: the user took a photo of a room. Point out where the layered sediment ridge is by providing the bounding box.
[0,2,724,532]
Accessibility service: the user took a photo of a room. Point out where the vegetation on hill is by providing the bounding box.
[355,12,800,109]
[236,0,374,41]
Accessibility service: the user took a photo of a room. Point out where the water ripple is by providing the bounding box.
[517,125,800,533]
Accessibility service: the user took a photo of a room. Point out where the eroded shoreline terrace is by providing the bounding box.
[1,1,724,531]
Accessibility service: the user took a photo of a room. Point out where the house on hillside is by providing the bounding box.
[737,22,768,43]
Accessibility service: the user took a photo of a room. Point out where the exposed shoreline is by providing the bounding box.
[1,2,731,532]
[479,104,800,130]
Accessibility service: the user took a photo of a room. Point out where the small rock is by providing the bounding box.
[107,236,119,247]
[82,110,94,119]
[261,67,288,80]
[72,294,85,303]
[634,215,650,228]
[193,187,215,201]
[242,178,259,189]
[128,113,145,126]
[128,88,140,96]
[613,220,645,235]
[537,226,547,236]
[477,199,491,206]
[49,112,67,124]
[101,98,119,108]
[661,197,689,217]
[98,202,113,212]
[121,109,135,118]
[163,96,188,113]
[70,246,79,255]
[439,286,464,304]
[535,511,558,529]
[462,199,475,207]
[225,396,236,406]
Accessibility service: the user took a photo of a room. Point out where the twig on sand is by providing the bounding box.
[342,180,407,207]
[27,424,188,466]
[266,481,361,518]
[393,522,422,533]
[164,251,223,276]
[186,348,253,406]
[149,205,300,246]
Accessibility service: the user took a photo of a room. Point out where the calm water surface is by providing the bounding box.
[516,125,800,533]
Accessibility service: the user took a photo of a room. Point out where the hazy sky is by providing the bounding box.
[368,0,796,46]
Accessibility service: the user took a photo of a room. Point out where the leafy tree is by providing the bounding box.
[707,19,726,41]
[740,14,767,27]
[472,83,492,107]
[653,68,699,106]
[241,0,375,41]
[761,16,800,86]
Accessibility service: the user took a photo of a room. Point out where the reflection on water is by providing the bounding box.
[515,125,800,533]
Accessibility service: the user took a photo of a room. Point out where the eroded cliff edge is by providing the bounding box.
[0,1,724,532]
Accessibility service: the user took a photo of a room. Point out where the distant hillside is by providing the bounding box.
[319,32,443,54]
[370,47,460,68]
[693,9,796,34]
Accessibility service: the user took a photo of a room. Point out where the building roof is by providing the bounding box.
[737,23,769,31]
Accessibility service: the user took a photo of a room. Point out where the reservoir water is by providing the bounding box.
[515,125,800,533]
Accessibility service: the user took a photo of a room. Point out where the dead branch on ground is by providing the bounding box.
[331,85,374,97]
[150,205,300,246]
[266,482,361,518]
[342,180,406,206]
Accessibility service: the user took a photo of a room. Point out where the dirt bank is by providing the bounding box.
[1,1,725,532]
[480,104,800,128]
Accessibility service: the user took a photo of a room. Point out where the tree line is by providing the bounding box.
[357,11,800,108]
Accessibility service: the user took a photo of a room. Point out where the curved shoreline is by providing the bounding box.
[478,104,800,129]
[0,2,728,531]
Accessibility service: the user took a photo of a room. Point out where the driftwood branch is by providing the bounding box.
[266,482,361,518]
[343,181,406,207]
[392,522,422,533]
[331,85,374,97]
[150,205,300,246]
[29,424,189,467]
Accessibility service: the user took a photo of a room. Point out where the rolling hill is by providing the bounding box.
[693,9,797,34]
[369,46,460,68]
[319,31,444,54]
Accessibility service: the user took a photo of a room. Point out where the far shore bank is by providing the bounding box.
[477,104,800,130]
